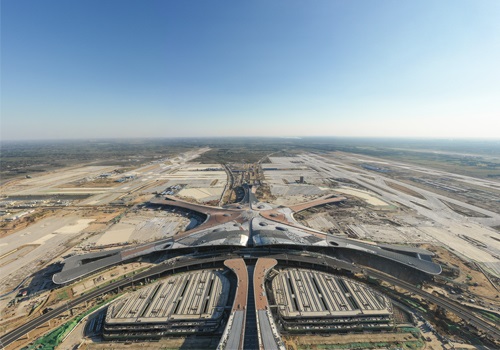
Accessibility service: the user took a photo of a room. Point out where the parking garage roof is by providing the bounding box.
[272,269,392,319]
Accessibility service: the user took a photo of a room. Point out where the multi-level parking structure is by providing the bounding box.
[2,250,498,348]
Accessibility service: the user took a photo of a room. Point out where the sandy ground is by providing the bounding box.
[91,211,189,246]
[272,195,321,206]
[270,184,327,197]
[419,225,500,277]
[423,244,499,302]
[284,331,422,349]
[2,149,210,208]
[2,262,151,347]
[262,157,326,187]
[56,310,87,349]
[1,166,117,196]
[95,223,135,245]
[71,262,151,296]
[333,187,389,206]
[296,153,500,278]
[0,214,96,294]
[54,219,96,234]
[0,292,50,329]
[0,209,56,239]
[178,187,224,202]
[82,336,218,350]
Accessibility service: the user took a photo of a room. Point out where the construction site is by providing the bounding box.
[1,146,499,350]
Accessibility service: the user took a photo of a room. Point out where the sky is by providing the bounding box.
[1,0,499,140]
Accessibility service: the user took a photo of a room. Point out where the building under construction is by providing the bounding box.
[103,269,229,340]
[271,269,393,333]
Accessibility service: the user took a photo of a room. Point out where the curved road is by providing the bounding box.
[366,268,500,339]
[1,252,498,347]
[0,255,229,347]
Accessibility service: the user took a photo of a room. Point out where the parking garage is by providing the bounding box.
[103,269,229,339]
[271,269,393,332]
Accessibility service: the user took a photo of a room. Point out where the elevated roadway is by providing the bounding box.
[220,259,248,350]
[254,258,282,350]
[365,268,500,340]
[1,255,229,348]
[2,251,498,348]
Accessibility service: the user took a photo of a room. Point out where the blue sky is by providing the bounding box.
[1,0,499,140]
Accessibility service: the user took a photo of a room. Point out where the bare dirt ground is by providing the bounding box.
[0,209,57,239]
[1,262,152,349]
[3,298,111,350]
[385,181,426,199]
[71,262,152,296]
[439,200,490,218]
[423,244,499,302]
[0,208,124,296]
[284,331,422,350]
[89,209,188,246]
[255,183,276,203]
[82,336,219,350]
[4,312,70,350]
[61,178,121,188]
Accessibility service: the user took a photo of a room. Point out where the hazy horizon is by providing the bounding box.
[2,0,499,140]
[2,135,500,142]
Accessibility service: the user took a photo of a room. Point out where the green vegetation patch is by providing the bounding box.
[55,289,69,301]
[479,310,500,324]
[22,296,121,350]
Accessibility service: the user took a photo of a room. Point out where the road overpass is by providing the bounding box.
[2,250,498,348]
